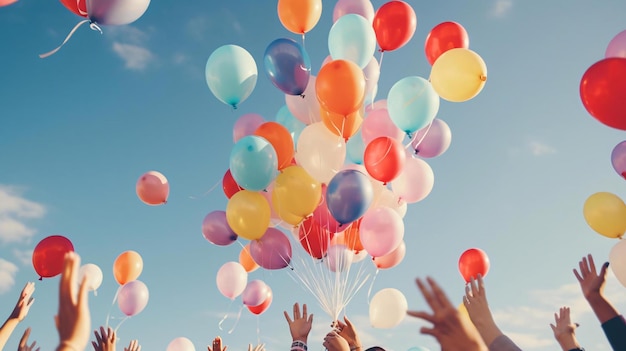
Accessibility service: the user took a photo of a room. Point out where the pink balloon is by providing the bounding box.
[233,113,265,143]
[250,228,292,269]
[242,279,270,306]
[286,76,321,125]
[333,0,375,23]
[202,210,238,246]
[606,30,626,58]
[411,119,452,158]
[313,184,342,233]
[365,99,387,114]
[216,262,248,300]
[359,207,404,257]
[611,140,626,180]
[392,156,434,204]
[373,241,406,269]
[117,280,149,316]
[136,171,169,205]
[362,108,405,145]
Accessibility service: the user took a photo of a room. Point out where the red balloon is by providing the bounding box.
[312,184,341,233]
[372,1,417,52]
[458,248,490,283]
[247,288,273,315]
[222,169,243,199]
[32,235,74,279]
[59,0,87,17]
[299,217,333,259]
[424,21,469,66]
[363,136,406,184]
[580,58,626,130]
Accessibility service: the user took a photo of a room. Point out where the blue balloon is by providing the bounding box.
[328,14,376,69]
[387,76,440,134]
[326,169,373,225]
[346,130,365,164]
[275,105,306,146]
[206,45,258,108]
[264,38,311,96]
[229,136,278,191]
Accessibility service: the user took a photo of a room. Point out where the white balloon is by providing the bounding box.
[610,240,626,287]
[78,263,103,293]
[296,122,346,184]
[87,0,150,26]
[369,288,407,328]
[167,337,196,351]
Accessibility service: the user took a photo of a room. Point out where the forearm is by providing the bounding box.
[0,317,19,350]
[555,335,581,351]
[586,293,620,324]
[471,316,504,347]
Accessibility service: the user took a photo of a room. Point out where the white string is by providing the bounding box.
[39,20,102,59]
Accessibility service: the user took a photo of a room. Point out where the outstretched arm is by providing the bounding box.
[0,282,35,350]
[573,254,619,323]
[284,303,313,350]
[55,252,91,351]
[18,327,40,351]
[550,307,582,351]
[335,316,361,351]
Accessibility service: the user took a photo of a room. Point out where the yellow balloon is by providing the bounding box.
[583,192,626,239]
[272,165,322,226]
[226,190,270,240]
[430,48,487,102]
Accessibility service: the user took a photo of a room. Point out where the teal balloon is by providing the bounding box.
[275,105,306,146]
[206,45,258,108]
[407,347,430,351]
[229,136,278,191]
[346,129,365,164]
[387,76,440,134]
[328,14,376,69]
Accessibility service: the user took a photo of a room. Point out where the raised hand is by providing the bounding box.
[207,336,227,351]
[18,327,40,351]
[334,316,361,351]
[11,283,35,322]
[92,326,116,351]
[124,339,141,351]
[322,331,349,351]
[573,254,608,300]
[283,303,313,343]
[550,307,581,351]
[55,252,91,351]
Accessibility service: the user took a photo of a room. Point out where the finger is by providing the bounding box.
[59,253,72,306]
[337,320,347,329]
[302,303,308,320]
[427,276,453,309]
[224,346,228,351]
[419,326,439,338]
[294,302,301,320]
[19,327,31,347]
[29,341,36,350]
[77,273,90,309]
[344,316,353,327]
[600,262,610,279]
[407,310,435,323]
[580,257,589,277]
[92,341,98,351]
[573,269,583,282]
[477,273,485,292]
[550,323,556,332]
[95,330,102,344]
[109,327,116,342]
[588,254,597,274]
[416,278,439,311]
[464,284,472,299]
[308,313,313,323]
[283,310,293,324]
[68,252,80,305]
[100,326,107,339]
[462,295,470,306]
[469,276,478,295]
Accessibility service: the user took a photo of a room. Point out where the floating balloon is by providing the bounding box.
[136,171,169,205]
[372,0,416,52]
[312,184,342,233]
[346,130,365,164]
[611,141,626,180]
[299,217,332,259]
[606,30,626,58]
[206,44,258,108]
[272,165,322,225]
[233,113,265,143]
[392,157,434,203]
[430,48,487,102]
[364,136,406,184]
[411,119,452,158]
[609,240,626,288]
[117,280,149,316]
[78,263,103,293]
[424,21,469,65]
[360,207,404,257]
[86,0,150,25]
[363,57,381,103]
[277,0,322,34]
[333,0,375,23]
[387,76,439,134]
[369,288,407,328]
[329,14,377,69]
[239,244,259,273]
[361,107,404,145]
[242,280,270,307]
[296,122,347,184]
[458,248,490,283]
[325,244,354,272]
[250,228,292,270]
[321,106,363,140]
[202,210,237,246]
[113,250,143,285]
[216,262,248,300]
[286,75,321,124]
[583,192,626,239]
[275,105,306,145]
[316,59,365,116]
[579,58,626,130]
[32,235,74,279]
[373,241,406,269]
[229,135,278,191]
[222,169,243,199]
[264,38,311,96]
[247,286,273,315]
[226,190,271,241]
[254,122,294,170]
[166,337,195,351]
[326,169,374,225]
[60,0,86,16]
[339,220,364,252]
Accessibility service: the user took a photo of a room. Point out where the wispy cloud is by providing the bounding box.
[0,259,18,294]
[13,249,33,265]
[528,140,556,156]
[0,185,45,244]
[112,42,155,71]
[490,0,513,18]
[107,25,151,45]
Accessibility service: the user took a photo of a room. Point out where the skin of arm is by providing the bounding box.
[550,307,581,351]
[573,254,619,324]
[0,282,35,351]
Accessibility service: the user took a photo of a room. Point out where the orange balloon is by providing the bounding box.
[277,0,322,34]
[254,122,294,170]
[239,244,259,273]
[316,60,365,116]
[321,106,363,141]
[342,220,363,253]
[113,250,143,285]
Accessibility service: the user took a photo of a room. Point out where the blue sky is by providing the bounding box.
[1,0,626,350]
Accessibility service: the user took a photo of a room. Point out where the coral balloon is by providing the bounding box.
[373,241,406,269]
[579,58,626,130]
[233,113,265,143]
[117,280,149,316]
[430,48,487,102]
[247,287,273,315]
[32,235,74,279]
[321,106,363,140]
[277,0,322,34]
[299,217,332,259]
[113,250,143,285]
[254,122,294,170]
[60,0,87,16]
[222,169,243,199]
[316,59,365,116]
[250,228,292,270]
[611,141,626,180]
[216,261,248,300]
[136,171,169,205]
[424,21,469,65]
[272,166,322,225]
[364,136,406,184]
[583,192,626,239]
[202,210,237,246]
[458,248,490,283]
[226,190,271,240]
[341,220,364,252]
[239,244,259,273]
[372,0,417,52]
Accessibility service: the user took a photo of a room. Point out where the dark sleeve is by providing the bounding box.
[601,315,626,351]
[489,335,523,351]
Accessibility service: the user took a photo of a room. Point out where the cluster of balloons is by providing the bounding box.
[136,170,170,205]
[216,261,273,315]
[113,250,150,317]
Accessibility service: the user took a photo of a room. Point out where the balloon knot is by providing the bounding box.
[38,277,43,281]
[479,74,487,82]
[300,94,305,99]
[406,132,413,139]
[88,22,103,34]
[621,171,626,179]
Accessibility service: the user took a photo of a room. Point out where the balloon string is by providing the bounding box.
[405,121,433,151]
[188,178,221,199]
[366,268,380,306]
[227,304,244,334]
[256,315,261,346]
[105,285,122,328]
[39,20,102,58]
[301,33,306,50]
[218,299,235,331]
[378,51,385,74]
[113,316,130,334]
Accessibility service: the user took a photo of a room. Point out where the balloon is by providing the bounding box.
[32,235,74,279]
[250,228,292,270]
[229,135,278,191]
[117,280,149,316]
[321,106,363,140]
[275,105,306,145]
[579,58,626,130]
[333,0,374,23]
[325,244,355,272]
[316,60,366,116]
[216,262,248,300]
[392,156,434,203]
[202,210,237,246]
[609,240,626,288]
[113,250,143,285]
[372,1,416,52]
[272,165,322,225]
[611,141,626,180]
[286,75,321,124]
[583,192,626,239]
[247,287,273,315]
[371,188,406,218]
[277,0,322,34]
[296,122,347,184]
[411,119,452,158]
[363,57,381,103]
[458,248,490,283]
[226,190,271,240]
[312,184,342,233]
[242,280,270,307]
[430,48,487,102]
[606,30,626,58]
[222,169,243,199]
[369,288,407,328]
[360,207,404,257]
[299,217,332,259]
[254,122,294,170]
[329,14,377,69]
[60,0,87,16]
[373,241,406,269]
[361,108,404,145]
[346,130,365,164]
[233,113,265,143]
[264,38,311,96]
[339,220,364,252]
[387,76,440,134]
[326,169,374,225]
[78,263,103,293]
[166,337,195,351]
[343,163,386,205]
[239,244,259,273]
[206,44,258,108]
[136,171,169,205]
[424,21,469,65]
[86,0,150,26]
[364,136,406,184]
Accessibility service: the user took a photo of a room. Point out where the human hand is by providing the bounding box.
[283,303,313,343]
[323,331,349,351]
[92,326,116,351]
[408,277,487,351]
[207,336,227,351]
[247,343,264,351]
[333,316,361,350]
[10,282,35,322]
[55,252,91,351]
[550,307,580,351]
[573,254,609,301]
[124,339,141,351]
[463,274,495,326]
[18,327,40,351]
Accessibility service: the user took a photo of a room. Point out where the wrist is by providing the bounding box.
[557,338,580,351]
[56,341,79,351]
[349,345,361,351]
[291,339,307,351]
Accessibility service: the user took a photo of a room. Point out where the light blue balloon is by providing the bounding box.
[346,129,365,164]
[275,105,306,146]
[206,44,258,108]
[328,14,376,69]
[387,76,440,134]
[229,135,278,191]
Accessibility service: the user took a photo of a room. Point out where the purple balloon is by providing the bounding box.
[250,228,292,270]
[118,280,149,317]
[233,113,265,143]
[242,279,269,306]
[202,210,237,246]
[326,170,373,225]
[333,0,375,23]
[411,119,452,158]
[606,30,626,59]
[264,38,311,96]
[612,140,626,180]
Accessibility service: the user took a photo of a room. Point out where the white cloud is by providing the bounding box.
[185,15,211,41]
[13,249,33,265]
[106,25,150,45]
[0,259,19,294]
[490,0,513,18]
[0,186,45,243]
[112,42,155,71]
[528,141,556,156]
